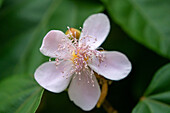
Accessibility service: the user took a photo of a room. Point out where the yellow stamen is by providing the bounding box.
[65,28,81,40]
[71,50,89,63]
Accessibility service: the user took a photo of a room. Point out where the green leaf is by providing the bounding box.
[102,0,170,59]
[0,0,3,7]
[0,1,103,112]
[144,63,170,96]
[19,0,104,75]
[133,99,170,113]
[132,63,170,113]
[0,74,43,113]
[0,0,104,77]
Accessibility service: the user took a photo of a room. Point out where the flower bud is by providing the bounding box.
[65,28,81,39]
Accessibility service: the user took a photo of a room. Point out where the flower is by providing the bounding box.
[34,13,132,111]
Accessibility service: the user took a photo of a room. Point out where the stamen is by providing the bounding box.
[49,57,52,62]
[55,58,60,65]
[55,27,106,86]
[79,77,81,80]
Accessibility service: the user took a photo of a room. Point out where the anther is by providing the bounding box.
[49,58,52,62]
[79,77,81,80]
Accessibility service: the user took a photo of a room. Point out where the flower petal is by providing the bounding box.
[79,13,110,50]
[68,68,101,111]
[88,51,132,80]
[40,30,74,58]
[34,60,74,93]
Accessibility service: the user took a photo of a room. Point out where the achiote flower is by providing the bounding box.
[34,13,132,111]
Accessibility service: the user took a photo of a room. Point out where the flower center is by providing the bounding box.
[53,27,106,86]
[71,47,91,73]
[71,49,89,63]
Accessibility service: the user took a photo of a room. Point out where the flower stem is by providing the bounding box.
[96,78,108,108]
[95,73,117,113]
[102,100,118,113]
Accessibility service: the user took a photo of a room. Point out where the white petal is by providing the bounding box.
[40,30,74,58]
[88,51,132,80]
[79,13,110,50]
[68,68,101,111]
[34,60,74,93]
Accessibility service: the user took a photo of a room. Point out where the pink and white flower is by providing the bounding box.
[34,13,132,111]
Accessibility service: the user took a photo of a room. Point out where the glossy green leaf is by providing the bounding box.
[102,0,170,59]
[132,63,170,113]
[144,63,170,96]
[0,0,103,112]
[0,0,3,7]
[0,0,104,77]
[0,74,43,113]
[133,99,170,113]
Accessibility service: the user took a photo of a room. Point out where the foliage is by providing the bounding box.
[0,0,169,112]
[0,75,43,113]
[102,0,170,59]
[132,63,170,113]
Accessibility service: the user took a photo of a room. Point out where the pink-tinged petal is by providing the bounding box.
[68,68,101,111]
[88,51,132,80]
[79,13,110,50]
[40,30,74,58]
[34,60,74,93]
